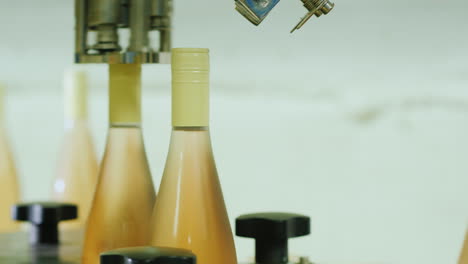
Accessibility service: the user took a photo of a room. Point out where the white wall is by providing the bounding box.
[0,0,467,263]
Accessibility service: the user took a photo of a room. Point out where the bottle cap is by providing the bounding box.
[64,69,88,121]
[100,246,196,264]
[172,48,209,73]
[236,212,311,264]
[171,48,210,127]
[12,202,78,245]
[109,64,142,125]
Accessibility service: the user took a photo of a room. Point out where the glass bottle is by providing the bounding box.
[150,48,237,264]
[52,70,98,229]
[82,64,156,264]
[0,83,20,233]
[460,230,468,264]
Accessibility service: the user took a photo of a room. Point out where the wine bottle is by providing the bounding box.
[52,70,98,229]
[150,48,237,264]
[460,230,468,264]
[0,83,20,233]
[82,64,156,264]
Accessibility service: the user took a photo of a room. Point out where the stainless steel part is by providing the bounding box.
[88,0,121,52]
[128,0,150,52]
[234,0,334,33]
[290,0,334,33]
[75,0,172,64]
[151,0,172,52]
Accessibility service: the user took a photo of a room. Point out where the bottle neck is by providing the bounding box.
[64,83,87,122]
[168,127,214,158]
[64,119,88,131]
[0,104,3,128]
[0,87,4,128]
[109,64,142,128]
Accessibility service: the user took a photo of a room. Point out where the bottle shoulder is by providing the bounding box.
[0,130,16,171]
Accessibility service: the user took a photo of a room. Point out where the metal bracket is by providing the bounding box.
[74,0,172,64]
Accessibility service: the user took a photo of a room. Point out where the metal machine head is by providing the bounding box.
[75,0,172,64]
[235,0,334,33]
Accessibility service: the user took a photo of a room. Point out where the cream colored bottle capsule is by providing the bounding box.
[150,48,237,264]
[52,70,98,229]
[82,64,156,264]
[460,230,468,264]
[0,83,20,233]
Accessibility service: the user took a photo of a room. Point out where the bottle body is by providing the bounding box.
[0,84,19,233]
[151,128,237,264]
[460,231,468,264]
[82,64,155,264]
[52,120,98,228]
[82,127,155,264]
[52,69,98,229]
[0,128,19,233]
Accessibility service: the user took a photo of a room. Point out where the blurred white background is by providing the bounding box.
[1,0,468,263]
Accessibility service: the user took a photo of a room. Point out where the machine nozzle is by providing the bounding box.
[234,0,334,32]
[291,0,334,33]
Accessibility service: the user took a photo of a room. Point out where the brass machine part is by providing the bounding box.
[75,0,172,64]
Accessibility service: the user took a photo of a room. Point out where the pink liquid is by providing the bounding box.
[460,231,468,264]
[151,128,237,264]
[82,127,155,264]
[53,120,98,229]
[0,129,19,233]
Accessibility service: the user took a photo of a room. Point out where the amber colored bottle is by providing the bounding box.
[52,70,98,229]
[82,64,156,264]
[460,230,468,264]
[150,48,237,264]
[0,84,20,233]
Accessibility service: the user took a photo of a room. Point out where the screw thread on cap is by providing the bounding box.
[171,48,210,127]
